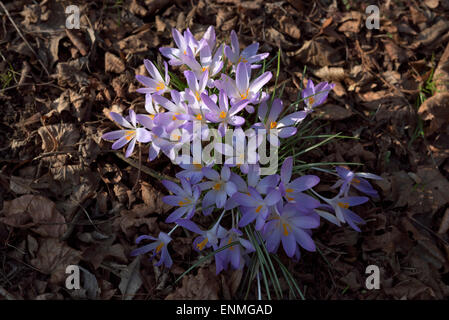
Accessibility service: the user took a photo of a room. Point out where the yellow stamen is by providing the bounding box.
[156,81,165,91]
[183,50,187,55]
[286,196,294,201]
[240,89,249,100]
[285,188,294,193]
[148,114,155,119]
[237,56,248,63]
[155,242,164,253]
[178,197,191,207]
[338,202,349,209]
[308,96,315,105]
[282,223,290,236]
[196,238,208,251]
[172,112,180,121]
[196,114,203,121]
[193,163,202,169]
[125,130,135,141]
[352,178,360,184]
[213,182,221,190]
[172,134,181,141]
[228,237,234,250]
[270,121,277,129]
[219,111,227,119]
[195,91,201,101]
[255,205,263,213]
[201,66,208,72]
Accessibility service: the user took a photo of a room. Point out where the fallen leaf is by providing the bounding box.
[119,256,143,300]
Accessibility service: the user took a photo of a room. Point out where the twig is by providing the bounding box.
[0,1,50,77]
[112,151,178,182]
[0,81,63,93]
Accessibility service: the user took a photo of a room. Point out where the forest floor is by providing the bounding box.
[1,0,449,300]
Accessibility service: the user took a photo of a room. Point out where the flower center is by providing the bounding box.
[178,197,191,207]
[148,114,155,119]
[196,114,203,120]
[195,91,201,101]
[240,89,249,100]
[172,112,180,121]
[237,56,248,63]
[155,242,164,253]
[282,223,290,236]
[285,188,294,193]
[193,163,202,170]
[308,96,315,105]
[125,130,135,141]
[213,182,222,190]
[228,236,234,250]
[338,202,349,209]
[156,81,165,91]
[352,178,360,184]
[172,134,181,141]
[196,238,208,251]
[255,205,263,213]
[202,66,208,73]
[270,121,277,129]
[219,111,227,119]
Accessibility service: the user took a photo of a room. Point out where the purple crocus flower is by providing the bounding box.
[332,166,382,198]
[279,157,321,210]
[302,80,335,113]
[136,60,170,96]
[198,166,237,214]
[224,30,269,68]
[152,90,190,133]
[102,110,151,158]
[316,193,369,232]
[215,228,255,274]
[214,127,261,173]
[202,91,248,137]
[130,232,173,268]
[176,213,227,252]
[215,62,272,113]
[262,203,320,258]
[253,98,307,147]
[162,178,200,223]
[233,186,282,230]
[160,28,200,65]
[183,44,224,84]
[174,155,213,184]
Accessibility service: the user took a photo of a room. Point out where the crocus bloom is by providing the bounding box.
[214,127,261,173]
[183,43,224,84]
[202,91,248,136]
[159,28,200,65]
[198,166,237,214]
[215,228,255,274]
[332,166,382,198]
[233,186,282,230]
[162,178,200,223]
[224,30,269,68]
[174,155,213,184]
[215,63,272,113]
[152,90,190,133]
[279,157,320,210]
[253,98,307,147]
[136,60,170,96]
[176,213,227,252]
[130,232,173,268]
[316,194,369,232]
[102,110,151,158]
[262,203,319,258]
[302,80,335,113]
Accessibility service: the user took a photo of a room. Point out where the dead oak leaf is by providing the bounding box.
[31,238,81,284]
[1,195,67,238]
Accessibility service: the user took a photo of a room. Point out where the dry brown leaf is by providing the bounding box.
[424,0,440,8]
[119,256,143,300]
[415,19,449,48]
[105,52,125,73]
[418,92,449,136]
[279,16,301,40]
[288,39,341,67]
[315,104,353,121]
[165,266,220,300]
[31,238,81,284]
[1,195,67,238]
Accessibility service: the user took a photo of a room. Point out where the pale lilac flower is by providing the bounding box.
[162,178,200,223]
[174,156,213,184]
[215,62,272,113]
[253,98,307,147]
[302,80,335,113]
[136,60,170,96]
[332,166,382,198]
[315,193,368,232]
[262,203,319,258]
[102,110,151,158]
[224,30,269,68]
[279,157,321,210]
[176,214,227,252]
[152,90,190,133]
[160,28,200,65]
[183,44,224,85]
[214,127,261,173]
[202,91,248,136]
[215,228,255,274]
[198,166,237,214]
[184,69,209,103]
[233,186,282,230]
[131,232,173,268]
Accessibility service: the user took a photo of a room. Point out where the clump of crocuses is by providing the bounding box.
[103,26,380,276]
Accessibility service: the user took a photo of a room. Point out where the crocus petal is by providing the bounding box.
[110,112,133,129]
